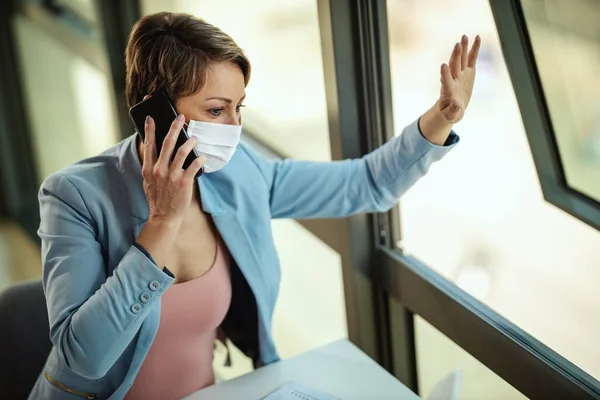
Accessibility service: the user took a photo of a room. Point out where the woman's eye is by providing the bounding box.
[236,104,246,113]
[209,108,223,116]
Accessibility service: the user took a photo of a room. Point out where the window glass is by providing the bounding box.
[55,0,99,26]
[387,0,600,380]
[521,0,600,202]
[415,316,527,399]
[13,15,118,182]
[142,0,331,161]
[270,219,347,359]
[25,0,99,39]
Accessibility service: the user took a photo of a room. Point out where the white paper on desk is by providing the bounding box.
[262,381,340,400]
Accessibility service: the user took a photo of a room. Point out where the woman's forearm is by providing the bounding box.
[418,101,454,146]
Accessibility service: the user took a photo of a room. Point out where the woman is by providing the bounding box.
[30,11,480,400]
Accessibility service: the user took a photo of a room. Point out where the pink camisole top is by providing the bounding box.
[125,238,232,400]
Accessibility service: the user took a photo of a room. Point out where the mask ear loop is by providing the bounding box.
[183,120,204,178]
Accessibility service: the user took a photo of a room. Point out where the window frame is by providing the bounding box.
[378,247,600,399]
[0,0,137,238]
[0,0,44,238]
[490,0,600,232]
[319,0,600,398]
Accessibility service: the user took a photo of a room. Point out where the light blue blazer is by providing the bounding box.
[30,120,457,399]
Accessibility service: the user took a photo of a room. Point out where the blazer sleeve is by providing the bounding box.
[38,173,175,379]
[242,119,458,219]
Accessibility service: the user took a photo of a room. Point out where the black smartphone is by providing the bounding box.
[129,91,202,177]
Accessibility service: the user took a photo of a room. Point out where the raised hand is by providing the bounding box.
[438,35,481,124]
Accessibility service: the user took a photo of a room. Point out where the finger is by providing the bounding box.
[449,42,462,78]
[157,114,185,170]
[171,136,198,172]
[143,116,157,168]
[440,63,453,94]
[467,35,481,68]
[143,94,151,101]
[183,154,206,181]
[460,35,468,70]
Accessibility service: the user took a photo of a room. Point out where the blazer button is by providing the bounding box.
[149,281,161,291]
[131,303,142,314]
[139,292,150,303]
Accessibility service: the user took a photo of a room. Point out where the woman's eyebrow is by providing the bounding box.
[204,94,246,103]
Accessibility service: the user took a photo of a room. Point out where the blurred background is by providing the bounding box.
[0,0,599,399]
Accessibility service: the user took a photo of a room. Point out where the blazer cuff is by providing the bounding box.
[416,116,460,147]
[133,241,175,278]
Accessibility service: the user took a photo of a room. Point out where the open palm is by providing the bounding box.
[438,35,481,124]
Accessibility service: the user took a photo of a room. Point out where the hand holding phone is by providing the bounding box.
[135,114,206,270]
[129,91,202,176]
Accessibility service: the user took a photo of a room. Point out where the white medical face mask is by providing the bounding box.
[187,120,242,173]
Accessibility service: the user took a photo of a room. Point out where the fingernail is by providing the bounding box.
[145,115,150,124]
[177,114,184,121]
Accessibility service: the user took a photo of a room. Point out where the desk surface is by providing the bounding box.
[185,339,420,400]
